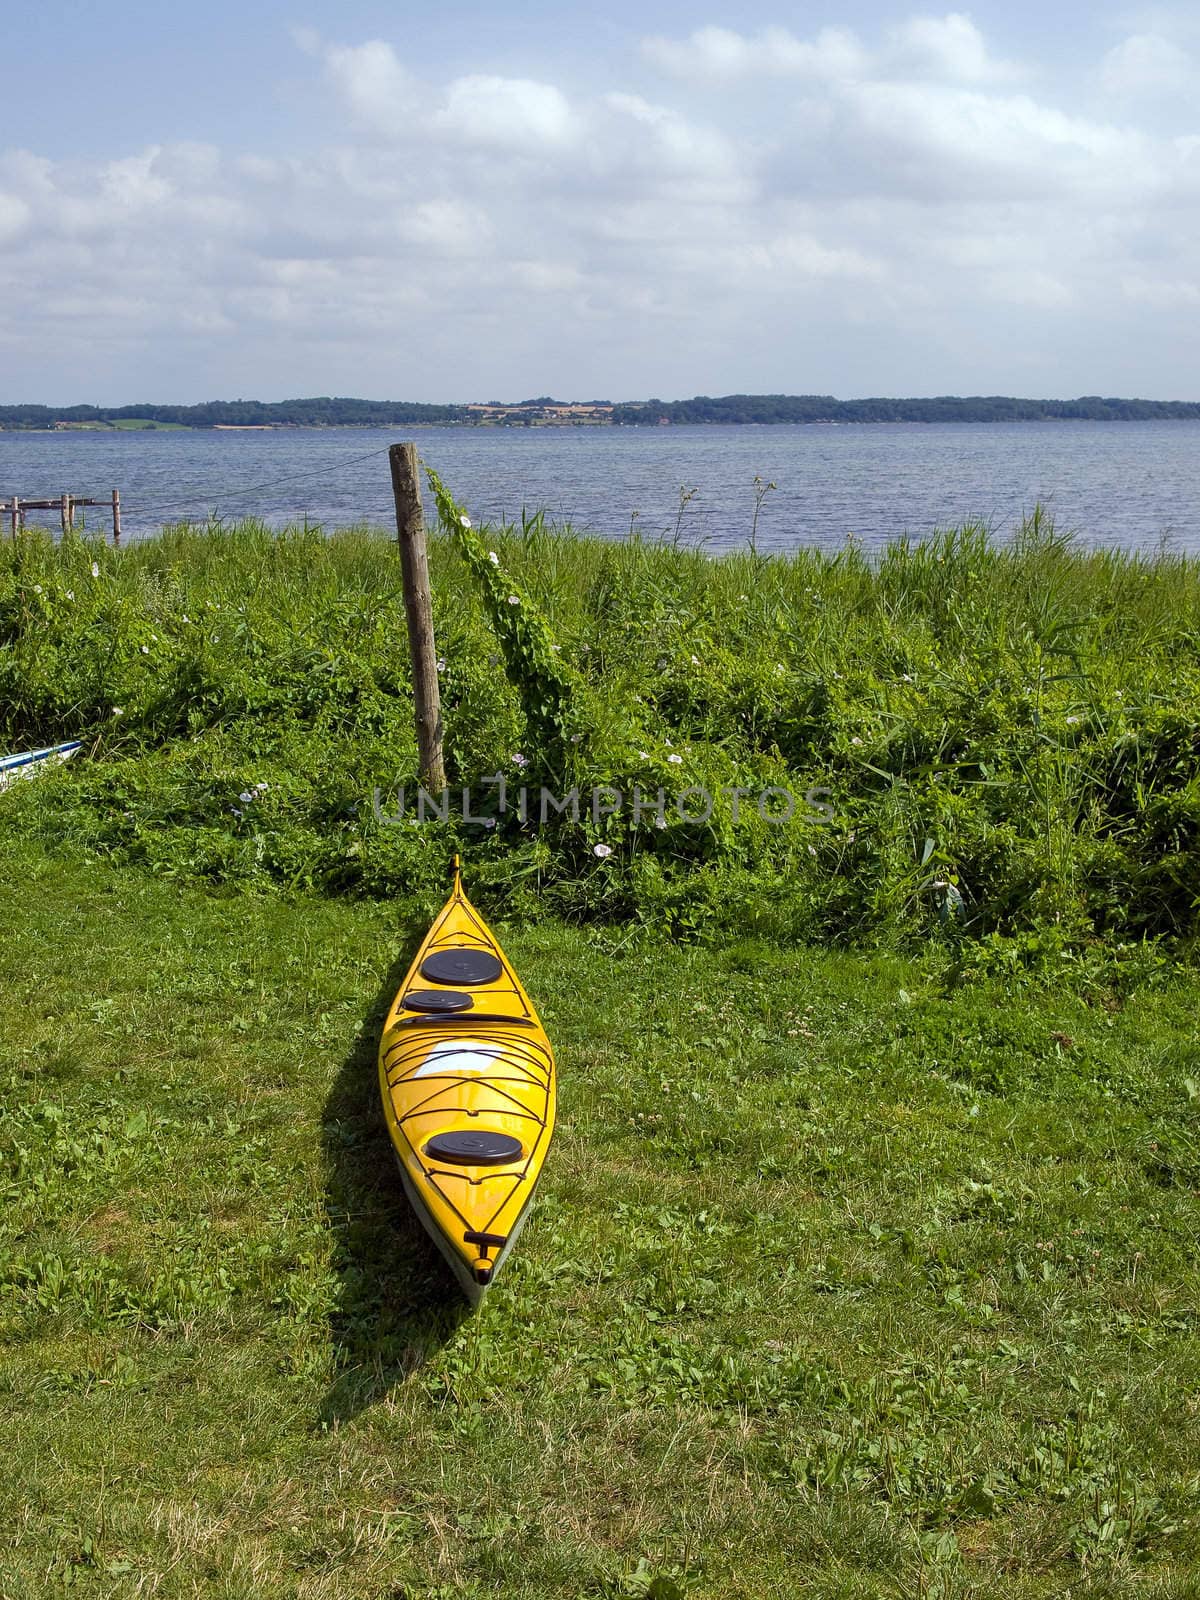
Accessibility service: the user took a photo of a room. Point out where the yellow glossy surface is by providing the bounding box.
[377,867,555,1289]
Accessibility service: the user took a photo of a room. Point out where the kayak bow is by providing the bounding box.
[377,858,556,1305]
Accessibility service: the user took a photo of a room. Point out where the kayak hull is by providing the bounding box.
[0,741,81,791]
[393,1155,534,1308]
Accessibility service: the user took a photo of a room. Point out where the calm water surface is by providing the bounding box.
[1,422,1197,553]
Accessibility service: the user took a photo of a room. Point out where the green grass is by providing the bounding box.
[108,419,189,431]
[3,502,1200,1592]
[3,838,1200,1597]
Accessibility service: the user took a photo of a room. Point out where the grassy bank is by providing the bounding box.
[1,506,1198,953]
[3,841,1199,1597]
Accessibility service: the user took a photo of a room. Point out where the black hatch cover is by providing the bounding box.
[420,948,503,986]
[402,989,474,1013]
[424,1130,523,1165]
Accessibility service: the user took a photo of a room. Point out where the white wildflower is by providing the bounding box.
[65,591,74,601]
[570,733,582,743]
[668,752,683,765]
[654,816,667,830]
[1066,715,1080,725]
[255,782,268,792]
[32,585,42,594]
[141,644,150,654]
[111,706,124,718]
[460,514,472,529]
[851,736,863,746]
[91,562,100,578]
[231,807,242,819]
[436,657,446,672]
[902,673,914,682]
[507,595,520,606]
[487,550,499,565]
[239,791,254,804]
[690,654,700,666]
[512,753,528,767]
[483,817,496,829]
[593,843,613,858]
[807,844,818,857]
[181,613,189,623]
[638,751,649,760]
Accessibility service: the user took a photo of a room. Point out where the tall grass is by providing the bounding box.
[1,508,1198,951]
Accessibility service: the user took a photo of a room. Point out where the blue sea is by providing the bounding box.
[2,420,1198,554]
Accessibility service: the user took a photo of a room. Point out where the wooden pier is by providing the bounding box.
[3,490,121,543]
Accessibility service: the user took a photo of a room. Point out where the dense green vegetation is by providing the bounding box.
[0,397,469,430]
[4,391,1200,429]
[1,504,1198,954]
[3,840,1199,1597]
[610,394,1200,425]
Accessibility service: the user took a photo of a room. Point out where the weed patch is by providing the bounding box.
[2,508,1199,948]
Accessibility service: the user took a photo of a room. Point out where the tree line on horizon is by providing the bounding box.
[608,393,1200,424]
[2,393,1200,429]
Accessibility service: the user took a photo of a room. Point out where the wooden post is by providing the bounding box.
[389,442,445,792]
[10,496,19,538]
[60,494,71,535]
[111,489,121,546]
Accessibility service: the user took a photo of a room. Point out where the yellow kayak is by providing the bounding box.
[377,858,556,1305]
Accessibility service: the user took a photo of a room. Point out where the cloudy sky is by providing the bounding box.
[3,2,1198,402]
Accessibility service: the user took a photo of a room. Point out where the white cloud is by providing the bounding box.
[738,233,884,281]
[603,93,741,182]
[435,75,577,151]
[0,192,31,242]
[1101,33,1193,97]
[511,259,584,294]
[641,16,1020,85]
[981,268,1074,309]
[322,40,413,138]
[1122,273,1200,307]
[1,15,1199,400]
[887,13,1020,82]
[397,199,492,256]
[642,24,866,82]
[841,82,1158,202]
[101,150,172,210]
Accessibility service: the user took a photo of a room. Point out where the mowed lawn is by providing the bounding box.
[2,842,1199,1598]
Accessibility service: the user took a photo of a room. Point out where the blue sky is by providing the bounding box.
[3,3,1198,402]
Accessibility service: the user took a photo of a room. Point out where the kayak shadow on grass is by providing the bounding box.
[318,936,470,1428]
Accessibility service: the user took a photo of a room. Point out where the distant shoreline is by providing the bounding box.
[4,392,1200,431]
[7,418,1200,434]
